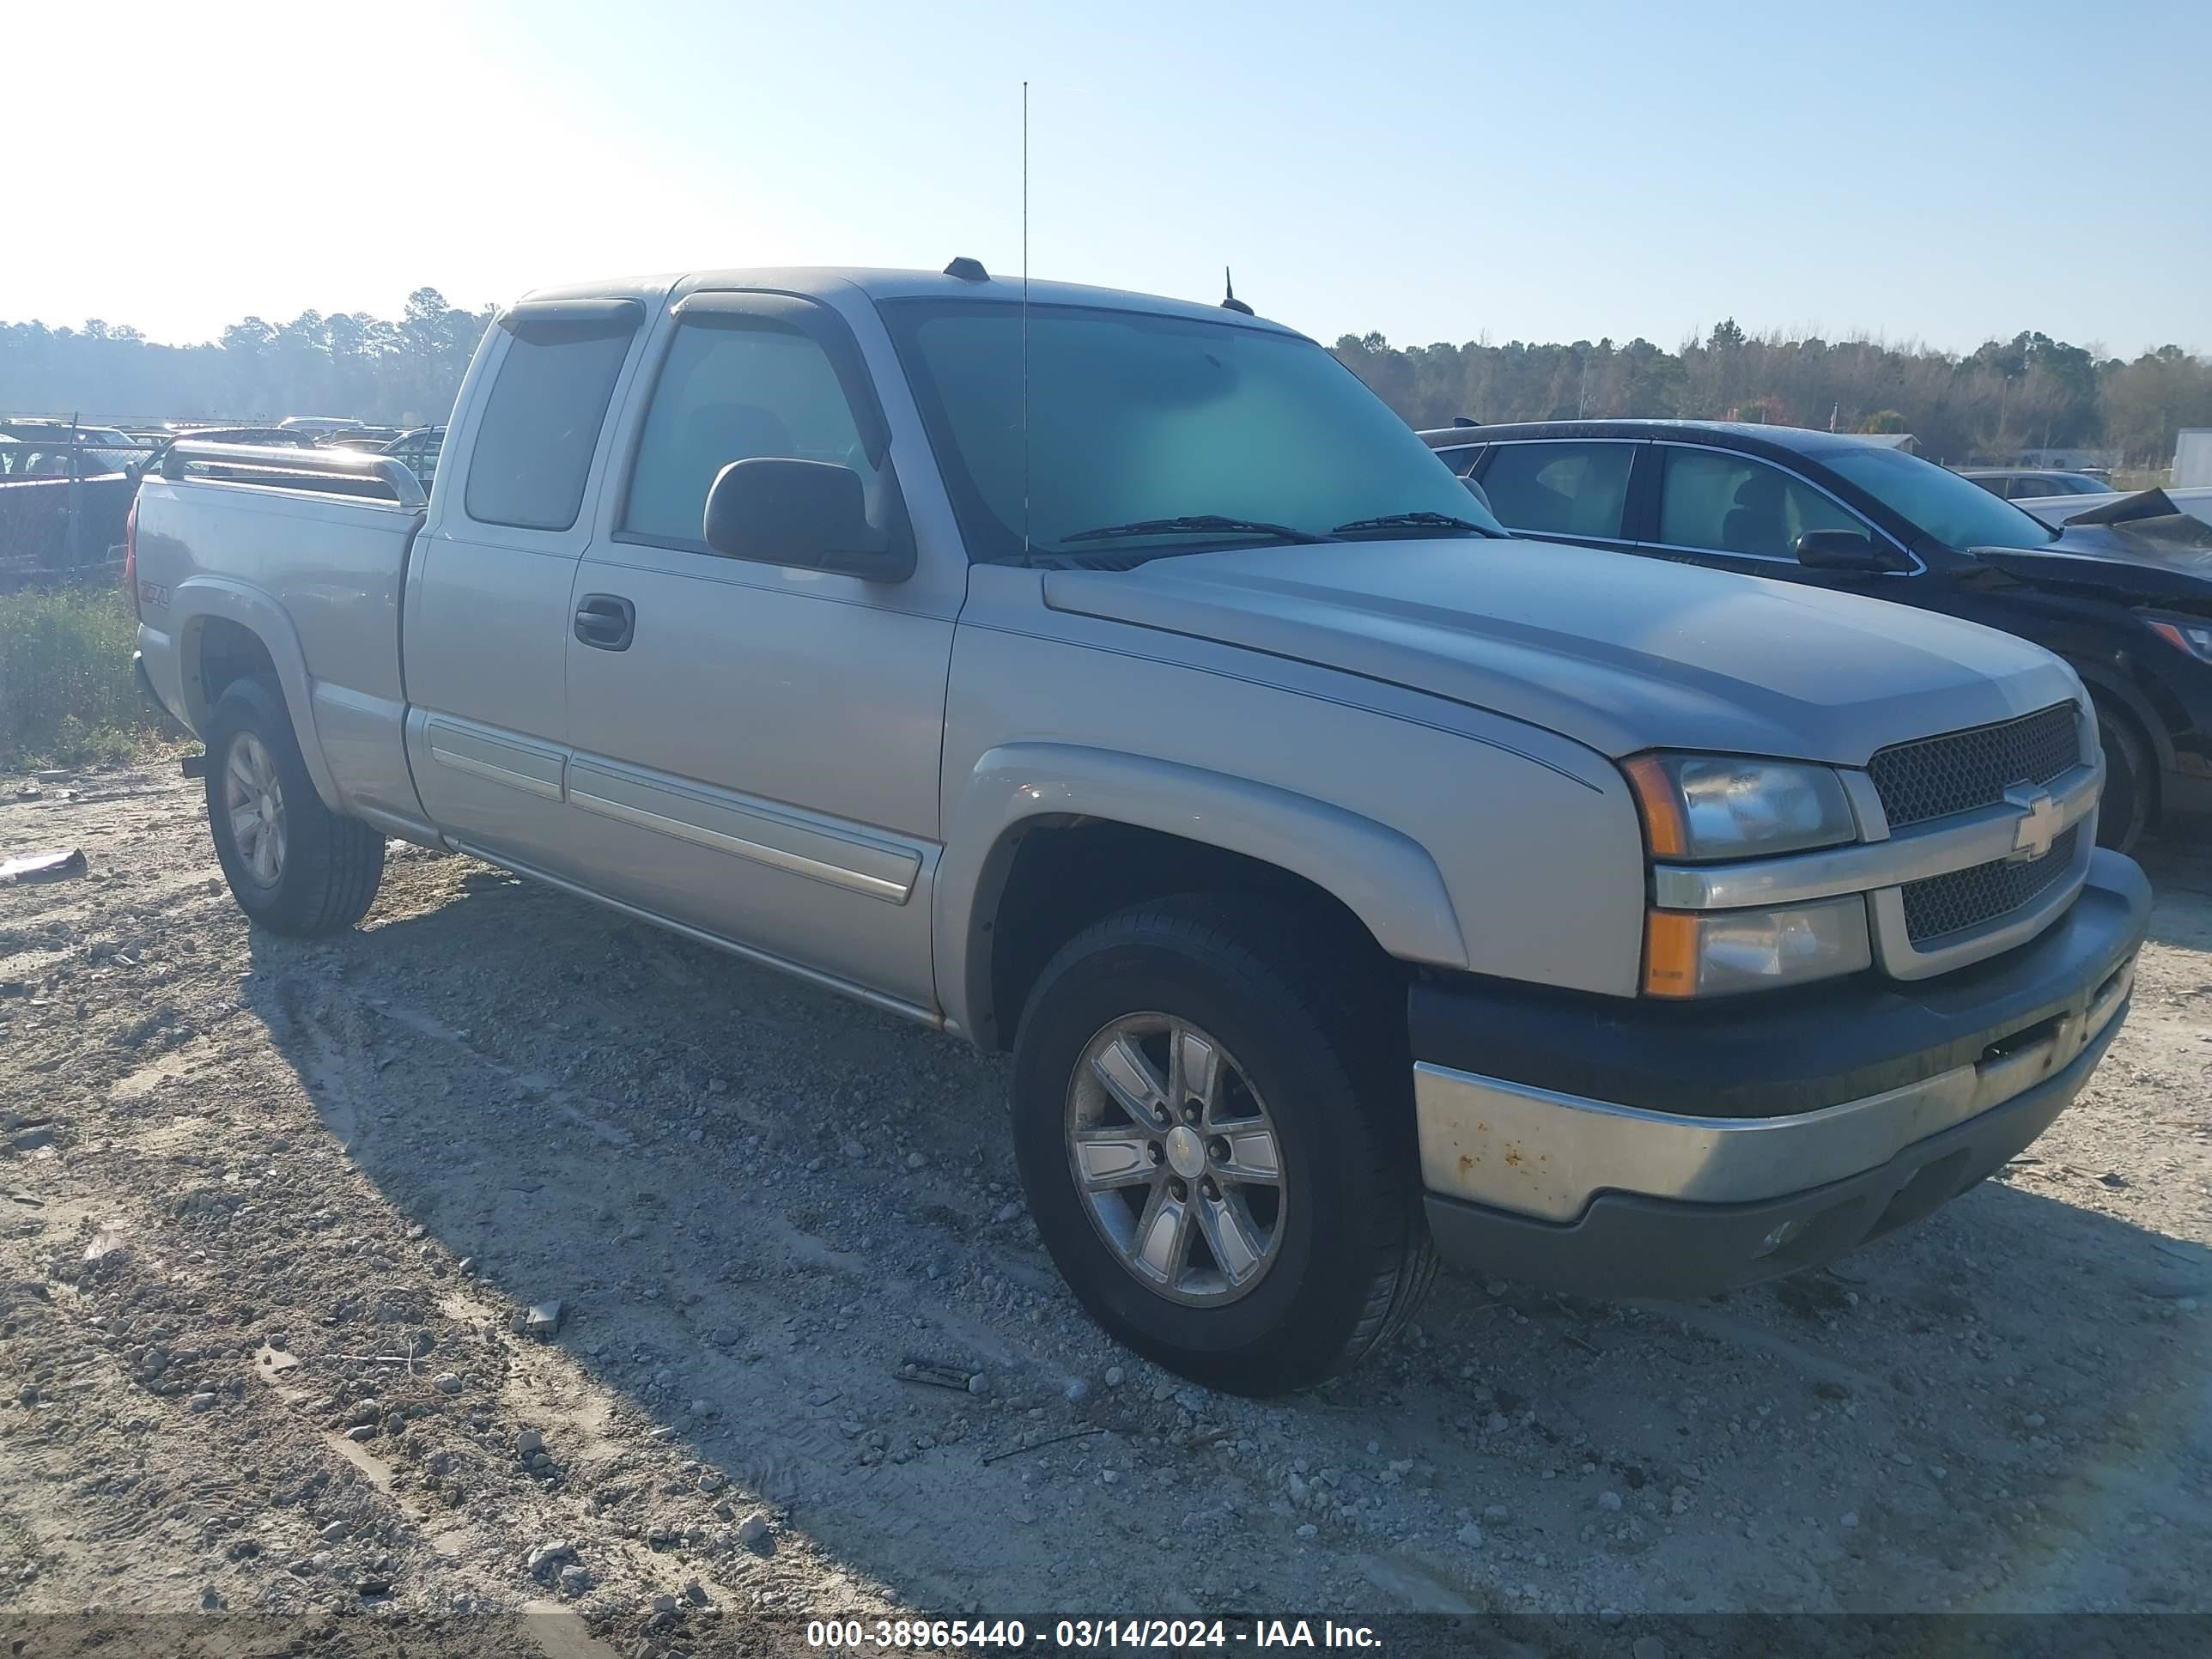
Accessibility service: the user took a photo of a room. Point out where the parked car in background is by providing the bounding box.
[278,415,367,437]
[1960,468,2117,501]
[126,264,2148,1391]
[1,419,146,474]
[1421,420,2212,850]
[322,428,408,452]
[380,424,444,489]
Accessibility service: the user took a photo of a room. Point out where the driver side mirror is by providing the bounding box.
[702,458,913,581]
[1795,528,1903,572]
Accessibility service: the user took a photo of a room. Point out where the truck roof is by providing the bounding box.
[514,264,1304,336]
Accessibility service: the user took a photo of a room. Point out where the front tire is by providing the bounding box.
[204,677,385,935]
[2093,699,2152,854]
[1011,896,1433,1395]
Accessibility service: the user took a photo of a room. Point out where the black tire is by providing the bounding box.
[1011,894,1434,1395]
[204,676,384,935]
[2092,699,2152,854]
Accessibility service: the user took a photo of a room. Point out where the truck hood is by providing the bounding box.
[1042,538,2081,765]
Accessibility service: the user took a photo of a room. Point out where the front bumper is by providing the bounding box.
[1410,849,2149,1297]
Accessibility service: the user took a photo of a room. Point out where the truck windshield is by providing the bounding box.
[881,300,1504,564]
[1823,447,2061,551]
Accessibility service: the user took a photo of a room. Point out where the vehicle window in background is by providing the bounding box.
[463,321,634,532]
[1823,445,2059,550]
[1480,442,1634,539]
[1964,475,2013,498]
[1658,447,1863,559]
[2009,477,2063,498]
[1431,444,1485,476]
[622,317,871,550]
[883,301,1503,562]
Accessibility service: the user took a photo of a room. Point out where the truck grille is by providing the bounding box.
[1901,825,2080,945]
[1869,703,2081,830]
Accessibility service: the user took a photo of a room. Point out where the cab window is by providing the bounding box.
[621,315,873,552]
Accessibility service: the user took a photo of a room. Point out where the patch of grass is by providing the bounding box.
[0,580,181,770]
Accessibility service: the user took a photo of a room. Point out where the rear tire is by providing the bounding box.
[204,677,384,935]
[2092,699,2152,854]
[1011,894,1432,1395]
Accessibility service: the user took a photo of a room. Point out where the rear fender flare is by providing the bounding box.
[173,575,342,811]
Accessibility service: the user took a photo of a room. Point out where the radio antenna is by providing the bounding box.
[1020,79,1030,564]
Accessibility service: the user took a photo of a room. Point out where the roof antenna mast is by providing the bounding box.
[1020,79,1031,564]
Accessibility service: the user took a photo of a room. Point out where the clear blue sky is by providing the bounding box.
[9,0,2208,355]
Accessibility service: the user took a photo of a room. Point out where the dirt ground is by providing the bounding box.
[2,760,2208,1653]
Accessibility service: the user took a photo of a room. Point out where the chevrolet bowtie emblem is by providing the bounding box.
[2005,786,2062,862]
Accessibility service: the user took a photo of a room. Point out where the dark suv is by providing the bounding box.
[1422,419,2212,851]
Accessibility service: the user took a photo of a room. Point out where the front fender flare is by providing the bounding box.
[172,575,343,812]
[934,741,1468,1043]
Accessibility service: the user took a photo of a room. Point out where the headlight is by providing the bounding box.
[2142,611,2212,663]
[1622,753,1856,861]
[1644,896,1872,998]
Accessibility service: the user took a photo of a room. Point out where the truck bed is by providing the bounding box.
[134,443,429,830]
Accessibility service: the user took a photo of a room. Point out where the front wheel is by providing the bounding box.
[204,676,385,935]
[2093,700,2152,854]
[1011,896,1433,1395]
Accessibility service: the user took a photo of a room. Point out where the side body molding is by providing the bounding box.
[935,741,1469,1042]
[169,574,343,811]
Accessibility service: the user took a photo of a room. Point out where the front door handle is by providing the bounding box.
[574,593,635,652]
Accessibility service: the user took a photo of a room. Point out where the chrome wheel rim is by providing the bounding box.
[224,732,286,888]
[1066,1013,1286,1307]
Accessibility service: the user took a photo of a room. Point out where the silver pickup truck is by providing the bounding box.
[130,264,2150,1394]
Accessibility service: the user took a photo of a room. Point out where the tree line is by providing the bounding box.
[0,289,494,428]
[3,289,2207,466]
[1333,323,2212,467]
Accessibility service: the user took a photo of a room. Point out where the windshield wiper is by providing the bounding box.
[1060,514,1335,546]
[1331,510,1506,538]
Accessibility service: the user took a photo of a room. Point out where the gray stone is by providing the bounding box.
[189,1392,217,1413]
[1598,1490,1623,1511]
[434,1372,463,1395]
[525,1300,564,1339]
[1632,1640,1666,1659]
[344,1425,377,1442]
[1456,1523,1485,1548]
[735,1510,770,1546]
[1065,1379,1091,1404]
[515,1428,546,1459]
[558,1564,592,1595]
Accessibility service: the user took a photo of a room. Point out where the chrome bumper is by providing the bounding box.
[1413,955,2134,1223]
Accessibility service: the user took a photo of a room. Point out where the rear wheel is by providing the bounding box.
[205,677,384,934]
[1011,895,1432,1395]
[2092,699,2152,854]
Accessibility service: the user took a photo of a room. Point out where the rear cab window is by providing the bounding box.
[464,314,637,532]
[1479,441,1634,539]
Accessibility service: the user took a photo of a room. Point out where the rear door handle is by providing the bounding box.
[574,593,635,652]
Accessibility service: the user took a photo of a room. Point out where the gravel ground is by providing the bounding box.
[2,760,2208,1653]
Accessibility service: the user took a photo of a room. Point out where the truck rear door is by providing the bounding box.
[558,289,956,1013]
[403,301,647,874]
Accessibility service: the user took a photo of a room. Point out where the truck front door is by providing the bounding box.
[559,291,956,1016]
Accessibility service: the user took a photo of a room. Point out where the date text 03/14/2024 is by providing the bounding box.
[803,1620,1382,1649]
